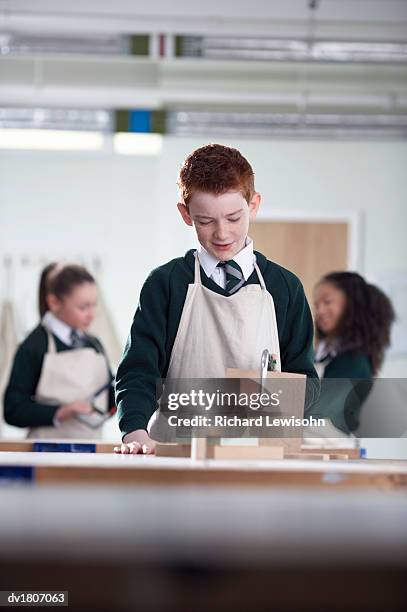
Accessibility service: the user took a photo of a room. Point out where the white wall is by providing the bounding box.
[156,137,407,276]
[0,149,159,343]
[2,139,406,345]
[1,137,406,450]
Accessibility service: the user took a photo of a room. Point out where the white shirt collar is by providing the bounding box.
[315,339,338,362]
[42,311,84,347]
[197,236,256,281]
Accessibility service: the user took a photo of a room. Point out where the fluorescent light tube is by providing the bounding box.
[0,129,105,151]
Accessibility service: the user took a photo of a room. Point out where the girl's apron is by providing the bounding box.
[148,252,281,442]
[29,329,110,439]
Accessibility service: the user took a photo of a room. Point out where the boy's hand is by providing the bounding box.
[114,429,156,455]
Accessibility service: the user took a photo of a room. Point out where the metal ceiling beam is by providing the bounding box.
[1,0,406,40]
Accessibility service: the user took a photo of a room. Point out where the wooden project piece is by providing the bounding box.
[155,443,190,458]
[155,442,284,460]
[213,445,284,460]
[226,368,306,454]
[155,443,358,462]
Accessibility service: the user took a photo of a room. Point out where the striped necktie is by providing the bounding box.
[217,260,245,294]
[70,329,86,348]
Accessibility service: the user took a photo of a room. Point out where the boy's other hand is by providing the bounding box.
[114,429,156,455]
[56,400,93,421]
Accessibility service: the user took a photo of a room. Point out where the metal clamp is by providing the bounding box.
[260,349,278,392]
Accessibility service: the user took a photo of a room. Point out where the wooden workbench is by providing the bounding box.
[1,451,406,490]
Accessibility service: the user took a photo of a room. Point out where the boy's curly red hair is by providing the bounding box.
[177,143,255,205]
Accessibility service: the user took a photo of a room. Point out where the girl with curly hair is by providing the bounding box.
[312,272,395,432]
[314,272,395,377]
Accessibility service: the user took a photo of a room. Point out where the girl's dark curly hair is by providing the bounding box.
[316,271,395,375]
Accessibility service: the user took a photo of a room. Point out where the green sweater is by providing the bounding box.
[318,351,373,433]
[323,351,372,379]
[4,324,115,428]
[116,249,320,437]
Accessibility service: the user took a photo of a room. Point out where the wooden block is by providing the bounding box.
[301,447,360,459]
[155,443,285,461]
[95,443,116,454]
[327,453,349,460]
[213,445,284,460]
[155,443,191,458]
[259,437,302,453]
[285,453,330,461]
[287,451,351,461]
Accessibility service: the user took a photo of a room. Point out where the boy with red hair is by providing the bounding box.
[115,144,319,454]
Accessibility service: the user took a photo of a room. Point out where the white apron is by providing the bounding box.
[28,330,110,439]
[148,252,281,442]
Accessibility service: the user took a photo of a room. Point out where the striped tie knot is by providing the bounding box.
[70,329,86,348]
[217,260,245,294]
